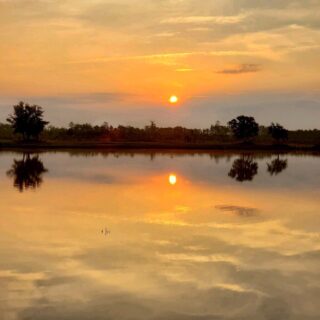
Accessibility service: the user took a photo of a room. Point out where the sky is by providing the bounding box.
[0,0,320,128]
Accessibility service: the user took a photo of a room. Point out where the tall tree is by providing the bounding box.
[7,101,49,140]
[268,123,288,143]
[228,116,259,142]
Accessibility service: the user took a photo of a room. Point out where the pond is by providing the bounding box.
[1,151,320,320]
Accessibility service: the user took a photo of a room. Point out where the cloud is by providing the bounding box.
[1,0,320,129]
[215,205,260,217]
[216,64,261,75]
[1,92,132,107]
[176,68,193,72]
[161,15,246,25]
[154,32,177,38]
[66,52,263,66]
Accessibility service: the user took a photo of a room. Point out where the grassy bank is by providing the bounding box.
[1,140,320,152]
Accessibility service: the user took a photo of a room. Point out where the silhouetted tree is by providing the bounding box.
[267,156,288,175]
[7,102,49,140]
[145,121,158,141]
[65,122,107,140]
[7,154,48,192]
[228,116,259,142]
[268,123,288,143]
[228,154,258,182]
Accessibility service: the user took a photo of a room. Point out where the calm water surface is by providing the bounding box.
[1,151,320,320]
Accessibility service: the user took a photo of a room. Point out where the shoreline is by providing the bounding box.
[1,141,320,152]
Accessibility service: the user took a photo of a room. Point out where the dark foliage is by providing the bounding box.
[7,154,48,192]
[228,155,258,182]
[268,123,288,143]
[228,116,259,142]
[7,102,49,140]
[42,121,233,143]
[1,103,320,146]
[0,123,14,140]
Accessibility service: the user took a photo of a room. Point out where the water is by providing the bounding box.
[1,150,320,320]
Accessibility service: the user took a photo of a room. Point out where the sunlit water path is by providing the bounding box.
[1,151,320,320]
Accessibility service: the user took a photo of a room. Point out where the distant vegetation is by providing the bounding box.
[1,101,320,147]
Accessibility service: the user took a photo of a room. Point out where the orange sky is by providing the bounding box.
[1,0,320,128]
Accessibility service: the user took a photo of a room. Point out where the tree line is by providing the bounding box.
[1,101,320,145]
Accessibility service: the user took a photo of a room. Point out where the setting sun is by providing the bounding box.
[169,174,177,185]
[169,95,179,104]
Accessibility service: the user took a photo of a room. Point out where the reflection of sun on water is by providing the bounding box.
[169,174,177,185]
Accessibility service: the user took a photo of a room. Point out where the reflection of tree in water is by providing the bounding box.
[7,154,48,192]
[228,154,258,182]
[267,156,288,176]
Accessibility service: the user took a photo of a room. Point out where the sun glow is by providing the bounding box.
[169,95,179,104]
[169,174,177,185]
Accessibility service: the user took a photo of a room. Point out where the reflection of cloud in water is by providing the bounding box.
[2,217,320,320]
[1,151,320,320]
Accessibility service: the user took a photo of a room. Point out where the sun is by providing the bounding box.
[169,174,177,185]
[169,95,179,104]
